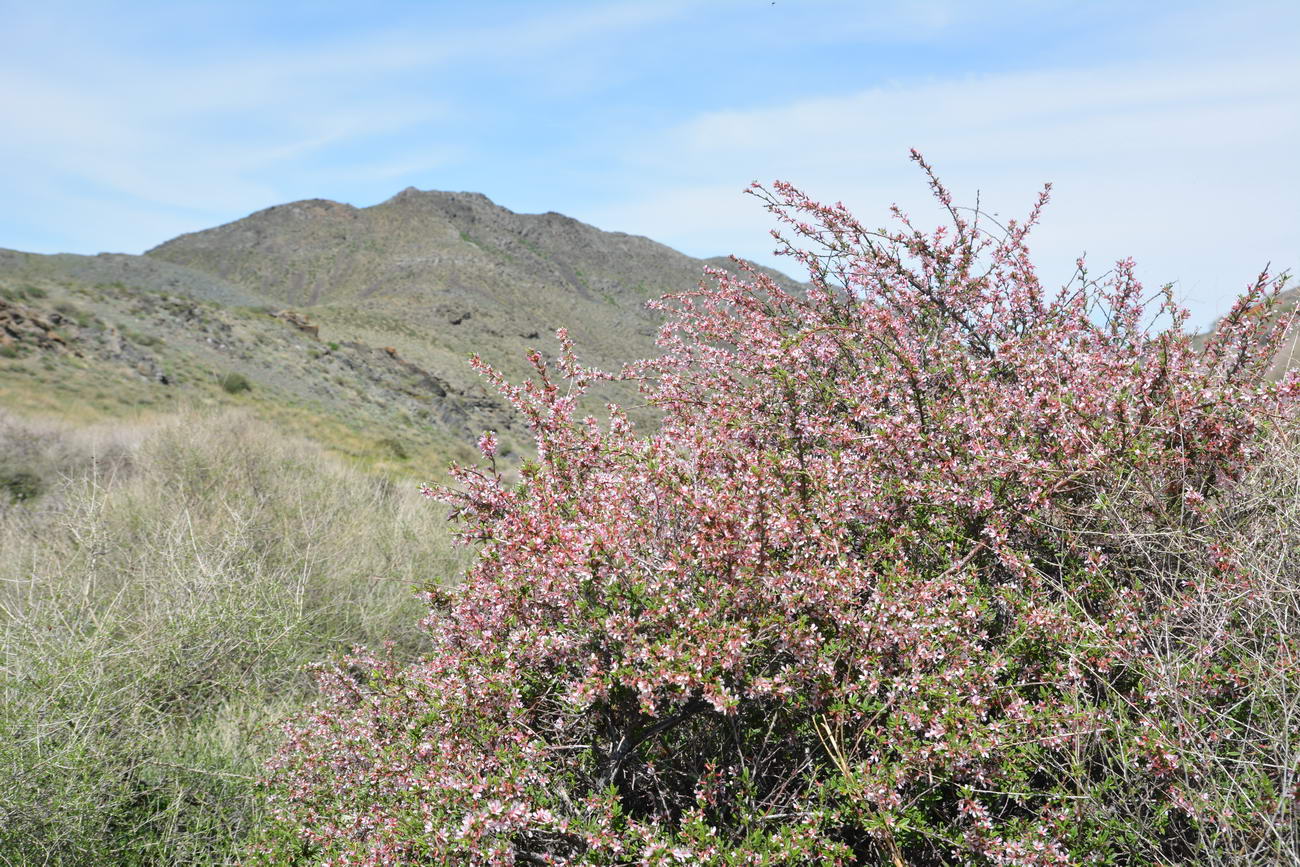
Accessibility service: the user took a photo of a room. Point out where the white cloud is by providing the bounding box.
[586,54,1300,327]
[0,49,447,214]
[0,0,688,250]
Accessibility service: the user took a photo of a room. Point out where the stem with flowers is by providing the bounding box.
[255,155,1298,865]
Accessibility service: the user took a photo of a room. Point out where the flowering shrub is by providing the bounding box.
[256,154,1298,865]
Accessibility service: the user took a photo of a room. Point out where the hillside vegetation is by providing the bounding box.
[0,277,501,475]
[2,190,806,475]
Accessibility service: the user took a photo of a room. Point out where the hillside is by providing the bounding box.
[146,188,804,393]
[0,267,507,472]
[1,191,805,471]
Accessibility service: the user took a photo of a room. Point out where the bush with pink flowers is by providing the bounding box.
[255,155,1299,865]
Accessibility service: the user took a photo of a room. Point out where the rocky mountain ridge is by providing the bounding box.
[0,188,805,471]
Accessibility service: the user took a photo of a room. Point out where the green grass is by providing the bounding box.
[0,285,48,302]
[0,409,470,864]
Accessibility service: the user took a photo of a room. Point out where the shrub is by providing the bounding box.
[258,156,1298,864]
[0,285,44,301]
[0,411,135,509]
[53,301,93,327]
[220,371,252,394]
[126,328,164,347]
[0,469,42,502]
[376,436,410,460]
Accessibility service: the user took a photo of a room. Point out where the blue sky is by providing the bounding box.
[1,1,1297,328]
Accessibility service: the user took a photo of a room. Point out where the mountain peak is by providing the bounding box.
[143,187,807,360]
[387,187,495,207]
[266,198,355,215]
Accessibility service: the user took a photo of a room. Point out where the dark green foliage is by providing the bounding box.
[219,371,252,394]
[0,468,42,502]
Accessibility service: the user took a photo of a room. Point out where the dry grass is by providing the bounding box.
[3,405,1297,863]
[0,409,469,864]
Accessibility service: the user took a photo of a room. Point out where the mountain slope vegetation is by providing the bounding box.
[2,189,803,470]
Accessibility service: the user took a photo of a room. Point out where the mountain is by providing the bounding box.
[145,187,800,392]
[1,190,805,473]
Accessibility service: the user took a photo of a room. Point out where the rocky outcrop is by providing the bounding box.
[274,309,320,339]
[0,298,78,356]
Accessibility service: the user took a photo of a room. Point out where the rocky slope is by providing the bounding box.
[1,189,807,472]
[145,188,803,392]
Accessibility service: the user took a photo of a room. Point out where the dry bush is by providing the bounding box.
[0,410,138,507]
[1056,425,1300,864]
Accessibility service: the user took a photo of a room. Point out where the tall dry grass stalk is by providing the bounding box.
[0,410,467,864]
[1045,424,1300,864]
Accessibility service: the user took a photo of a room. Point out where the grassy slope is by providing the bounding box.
[3,190,806,474]
[0,409,472,864]
[0,271,498,477]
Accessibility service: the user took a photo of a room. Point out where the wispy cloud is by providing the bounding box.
[0,0,688,251]
[587,53,1300,328]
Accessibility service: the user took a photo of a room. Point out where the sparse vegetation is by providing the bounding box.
[1,285,46,302]
[54,300,94,327]
[125,327,164,347]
